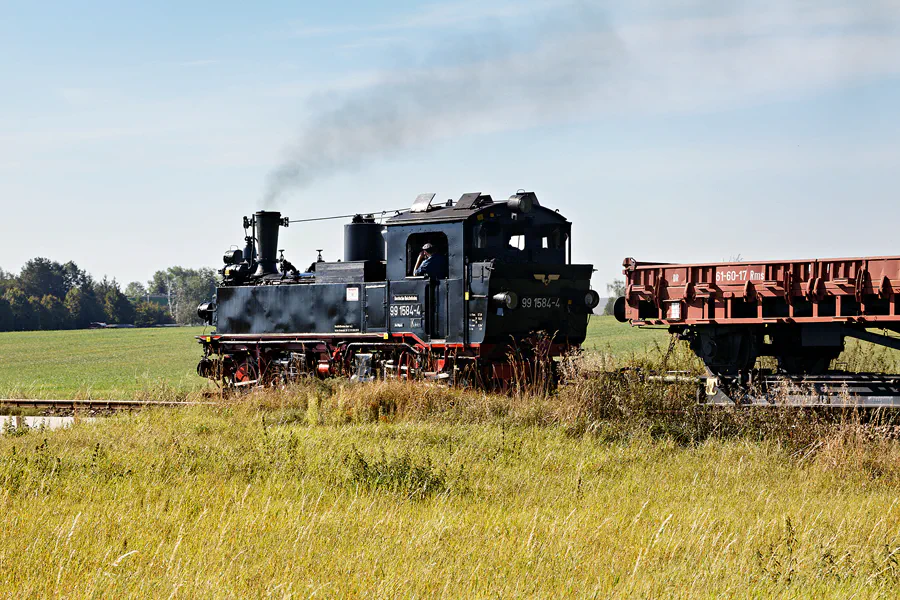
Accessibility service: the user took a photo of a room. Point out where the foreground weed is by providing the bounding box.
[343,446,458,500]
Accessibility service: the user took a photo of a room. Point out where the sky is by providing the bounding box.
[1,0,899,290]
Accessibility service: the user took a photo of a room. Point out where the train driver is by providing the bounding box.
[413,243,448,279]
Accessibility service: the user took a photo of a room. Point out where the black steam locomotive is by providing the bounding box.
[196,191,599,386]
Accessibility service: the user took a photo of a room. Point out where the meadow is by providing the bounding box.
[0,326,211,399]
[0,316,893,399]
[3,381,900,597]
[0,317,654,400]
[3,318,900,597]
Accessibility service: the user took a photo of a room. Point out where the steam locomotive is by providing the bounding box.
[196,192,600,387]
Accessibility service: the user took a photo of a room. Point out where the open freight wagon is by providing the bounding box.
[616,255,900,406]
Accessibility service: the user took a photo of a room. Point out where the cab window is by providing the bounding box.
[405,232,449,277]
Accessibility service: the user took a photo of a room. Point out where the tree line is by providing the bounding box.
[0,258,216,332]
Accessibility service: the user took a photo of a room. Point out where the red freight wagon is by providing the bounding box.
[615,255,900,376]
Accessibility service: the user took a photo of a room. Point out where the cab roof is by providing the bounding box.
[385,192,569,226]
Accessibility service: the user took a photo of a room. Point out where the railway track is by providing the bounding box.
[591,370,900,409]
[0,398,215,411]
[700,372,900,407]
[5,371,900,413]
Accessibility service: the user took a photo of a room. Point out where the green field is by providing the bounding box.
[0,318,650,399]
[0,326,211,399]
[1,317,897,400]
[584,314,669,354]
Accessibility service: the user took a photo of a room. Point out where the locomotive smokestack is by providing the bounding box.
[253,210,283,277]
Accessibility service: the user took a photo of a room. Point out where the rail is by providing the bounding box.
[0,399,216,411]
[700,372,900,407]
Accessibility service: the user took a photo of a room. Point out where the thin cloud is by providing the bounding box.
[179,59,219,67]
[58,87,98,104]
[336,36,411,51]
[288,0,553,37]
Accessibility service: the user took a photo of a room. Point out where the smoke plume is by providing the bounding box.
[264,0,900,204]
[264,3,620,204]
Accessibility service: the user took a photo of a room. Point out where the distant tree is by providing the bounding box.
[82,286,106,324]
[150,267,216,325]
[148,270,169,295]
[0,268,14,295]
[61,261,92,291]
[65,286,105,328]
[148,270,174,319]
[95,278,135,324]
[18,258,70,299]
[0,258,221,329]
[4,287,37,330]
[125,281,148,299]
[0,296,12,331]
[28,296,46,330]
[134,301,174,327]
[603,279,625,316]
[173,267,216,325]
[65,287,91,328]
[40,295,69,330]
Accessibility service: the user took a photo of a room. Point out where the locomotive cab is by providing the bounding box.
[382,191,598,352]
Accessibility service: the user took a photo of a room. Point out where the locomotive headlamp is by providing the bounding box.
[197,302,216,325]
[492,292,519,310]
[584,290,600,310]
[507,191,536,214]
[223,249,243,265]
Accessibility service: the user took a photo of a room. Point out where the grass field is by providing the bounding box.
[0,317,649,399]
[3,385,900,597]
[3,322,900,596]
[583,314,669,354]
[1,317,897,400]
[0,326,212,399]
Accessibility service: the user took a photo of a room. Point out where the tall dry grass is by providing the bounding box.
[4,339,900,596]
[4,399,900,596]
[215,340,900,478]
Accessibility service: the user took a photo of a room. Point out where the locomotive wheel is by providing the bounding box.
[442,357,480,388]
[397,352,419,381]
[221,355,256,388]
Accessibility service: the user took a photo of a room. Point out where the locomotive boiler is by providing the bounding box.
[196,192,600,387]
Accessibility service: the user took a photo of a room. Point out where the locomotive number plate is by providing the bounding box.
[389,303,423,317]
[521,297,561,309]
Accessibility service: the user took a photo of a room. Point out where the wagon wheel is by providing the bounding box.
[777,348,842,376]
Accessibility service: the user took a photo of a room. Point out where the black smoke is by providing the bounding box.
[264,3,621,204]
